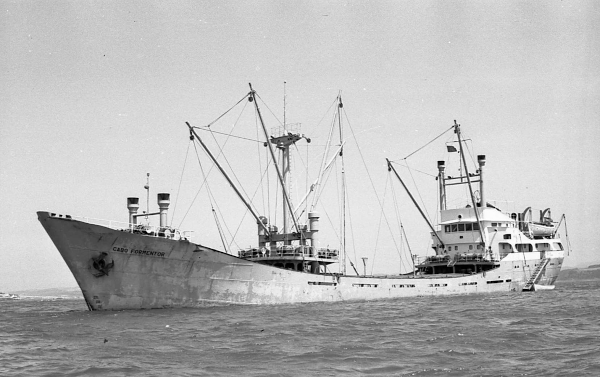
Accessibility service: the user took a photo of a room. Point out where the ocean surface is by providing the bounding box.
[1,280,599,377]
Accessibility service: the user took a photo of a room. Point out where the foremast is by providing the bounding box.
[191,85,339,274]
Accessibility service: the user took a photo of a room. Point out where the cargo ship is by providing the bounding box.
[38,85,567,310]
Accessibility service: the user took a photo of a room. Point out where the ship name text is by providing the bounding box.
[112,246,166,258]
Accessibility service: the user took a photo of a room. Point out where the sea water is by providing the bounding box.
[1,280,599,377]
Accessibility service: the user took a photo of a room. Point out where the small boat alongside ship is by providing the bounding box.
[38,85,567,310]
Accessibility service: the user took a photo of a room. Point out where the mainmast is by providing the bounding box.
[238,85,338,274]
[249,83,301,235]
[337,94,347,275]
[453,120,486,247]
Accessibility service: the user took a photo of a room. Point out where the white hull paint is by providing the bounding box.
[38,212,564,311]
[532,284,556,291]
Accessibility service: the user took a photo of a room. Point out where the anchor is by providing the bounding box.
[90,252,114,277]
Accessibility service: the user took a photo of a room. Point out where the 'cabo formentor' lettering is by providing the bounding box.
[112,246,166,258]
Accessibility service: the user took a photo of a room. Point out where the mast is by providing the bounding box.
[454,120,486,247]
[477,154,486,208]
[387,159,445,249]
[437,161,446,211]
[283,81,287,131]
[337,94,347,275]
[281,136,291,238]
[249,83,301,234]
[186,122,270,235]
[281,81,291,238]
[144,173,150,220]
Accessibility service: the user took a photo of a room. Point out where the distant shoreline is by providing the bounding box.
[557,266,600,282]
[8,287,84,299]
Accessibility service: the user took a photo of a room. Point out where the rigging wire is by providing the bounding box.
[564,215,573,256]
[403,159,433,224]
[177,148,211,228]
[401,225,415,273]
[371,173,410,274]
[395,125,454,161]
[319,200,340,246]
[255,112,267,217]
[305,141,310,229]
[250,93,281,226]
[340,106,404,274]
[207,103,256,203]
[304,96,339,141]
[371,174,388,274]
[193,141,230,253]
[198,99,283,250]
[226,161,272,251]
[377,170,412,273]
[192,127,263,144]
[333,158,342,262]
[202,102,270,232]
[254,92,283,127]
[177,98,252,228]
[344,184,359,274]
[206,93,251,128]
[342,107,387,220]
[391,161,437,178]
[170,139,192,227]
[389,173,412,273]
[310,109,338,211]
[313,155,342,245]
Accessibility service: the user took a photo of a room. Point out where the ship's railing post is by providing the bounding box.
[71,215,192,241]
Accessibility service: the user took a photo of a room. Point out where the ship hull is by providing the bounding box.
[38,212,564,311]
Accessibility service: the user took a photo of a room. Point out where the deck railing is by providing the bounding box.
[417,253,498,265]
[239,245,339,260]
[71,215,194,241]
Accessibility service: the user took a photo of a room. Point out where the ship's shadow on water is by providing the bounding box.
[1,280,599,377]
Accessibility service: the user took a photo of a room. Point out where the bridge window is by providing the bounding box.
[552,242,564,251]
[516,244,532,252]
[536,243,551,251]
[445,223,479,233]
[499,242,513,258]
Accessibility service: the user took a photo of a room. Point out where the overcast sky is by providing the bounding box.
[1,1,599,291]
